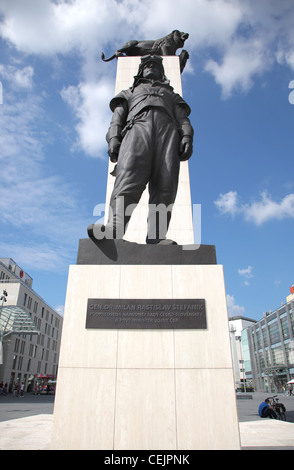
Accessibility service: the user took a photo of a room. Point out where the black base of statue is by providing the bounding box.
[77,238,216,265]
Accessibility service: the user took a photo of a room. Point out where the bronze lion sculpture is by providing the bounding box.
[101,30,189,68]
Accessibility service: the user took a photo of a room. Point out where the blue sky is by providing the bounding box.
[0,0,294,320]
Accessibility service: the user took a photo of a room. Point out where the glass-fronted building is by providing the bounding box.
[0,258,63,393]
[242,295,294,393]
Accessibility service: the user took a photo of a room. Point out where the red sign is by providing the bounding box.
[290,285,294,295]
[35,374,55,378]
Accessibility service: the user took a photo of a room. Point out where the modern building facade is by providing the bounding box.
[229,316,256,390]
[229,316,256,389]
[242,293,294,393]
[0,258,63,393]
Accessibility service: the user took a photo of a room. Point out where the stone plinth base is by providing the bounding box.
[50,263,241,450]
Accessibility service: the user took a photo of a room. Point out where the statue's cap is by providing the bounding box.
[132,54,169,91]
[136,55,165,79]
[140,55,164,69]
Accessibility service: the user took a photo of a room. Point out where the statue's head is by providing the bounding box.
[132,55,168,89]
[140,55,165,79]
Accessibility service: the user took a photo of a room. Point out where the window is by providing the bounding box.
[268,321,280,345]
[272,345,284,366]
[256,329,262,350]
[18,356,23,369]
[12,355,17,369]
[280,317,290,340]
[29,344,37,357]
[265,349,271,366]
[14,338,20,353]
[20,340,25,355]
[262,326,268,347]
[285,343,294,364]
[258,351,266,369]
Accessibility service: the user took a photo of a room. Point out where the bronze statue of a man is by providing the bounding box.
[88,55,194,244]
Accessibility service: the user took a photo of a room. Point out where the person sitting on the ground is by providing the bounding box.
[258,398,277,419]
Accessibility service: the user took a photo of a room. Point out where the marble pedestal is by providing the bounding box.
[50,251,241,450]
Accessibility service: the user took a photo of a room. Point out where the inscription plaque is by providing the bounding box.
[86,298,206,329]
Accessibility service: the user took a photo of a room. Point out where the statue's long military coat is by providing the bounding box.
[106,78,194,242]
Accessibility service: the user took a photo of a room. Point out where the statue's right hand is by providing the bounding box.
[108,137,121,162]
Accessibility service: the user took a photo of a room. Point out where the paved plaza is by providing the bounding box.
[0,391,294,450]
[237,392,294,450]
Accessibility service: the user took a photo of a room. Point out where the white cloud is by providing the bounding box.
[0,0,130,56]
[238,266,253,279]
[214,191,239,216]
[205,38,271,98]
[226,294,245,317]
[1,0,294,99]
[55,305,65,317]
[0,241,71,272]
[61,79,113,158]
[0,64,34,89]
[136,0,243,48]
[0,90,88,270]
[244,192,294,225]
[0,91,45,162]
[203,0,294,97]
[238,266,253,286]
[215,190,294,225]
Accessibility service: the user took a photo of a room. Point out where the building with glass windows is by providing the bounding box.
[241,293,294,393]
[0,258,63,393]
[229,316,256,390]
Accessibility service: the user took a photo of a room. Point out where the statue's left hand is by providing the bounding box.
[179,137,193,161]
[108,137,121,162]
